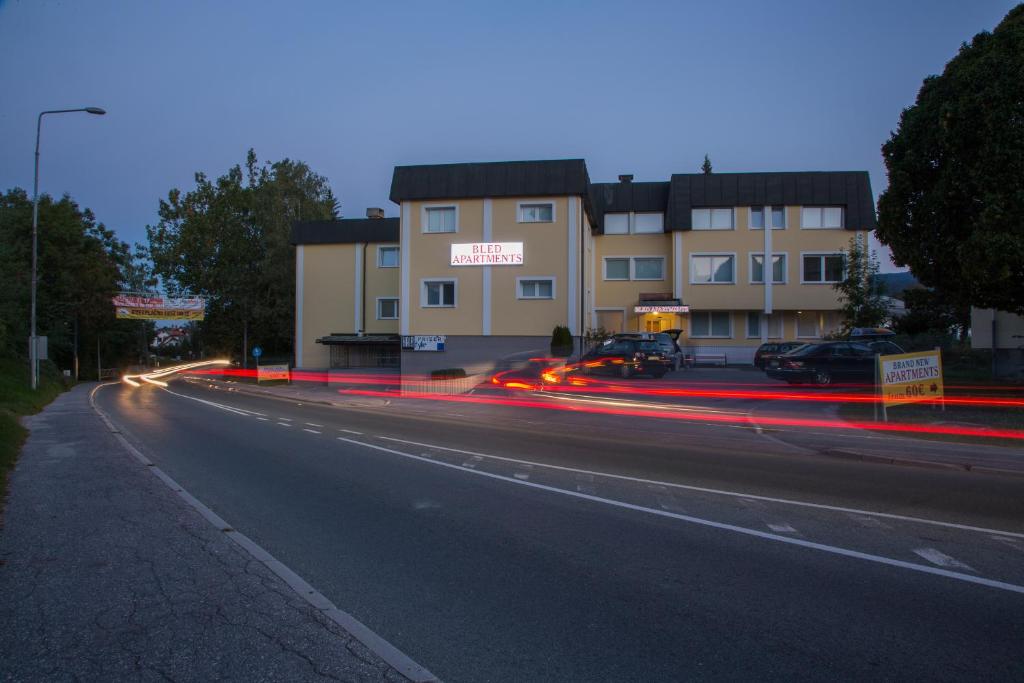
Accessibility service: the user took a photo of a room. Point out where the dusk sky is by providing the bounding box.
[1,0,1018,272]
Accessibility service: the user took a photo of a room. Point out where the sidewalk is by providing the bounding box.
[0,385,408,682]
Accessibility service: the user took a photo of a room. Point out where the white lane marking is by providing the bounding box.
[513,464,533,481]
[306,422,323,428]
[767,523,798,534]
[990,535,1024,552]
[339,429,363,435]
[303,428,322,434]
[375,436,1024,540]
[256,417,269,422]
[339,436,1024,596]
[461,456,483,469]
[576,472,597,495]
[656,496,687,514]
[278,417,293,421]
[850,514,890,530]
[277,422,291,428]
[160,388,252,416]
[913,548,976,572]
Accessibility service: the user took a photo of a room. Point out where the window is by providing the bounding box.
[802,254,845,283]
[797,311,821,338]
[634,213,664,233]
[604,213,629,234]
[750,253,787,284]
[633,257,665,280]
[747,312,783,338]
[750,206,786,230]
[378,246,399,268]
[425,206,456,233]
[422,280,456,307]
[603,257,664,280]
[517,278,554,299]
[691,311,732,338]
[604,258,630,280]
[519,202,554,223]
[690,254,735,284]
[377,298,399,320]
[801,206,844,229]
[692,208,734,230]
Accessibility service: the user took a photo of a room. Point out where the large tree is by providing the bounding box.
[146,150,337,361]
[0,188,143,377]
[876,5,1024,314]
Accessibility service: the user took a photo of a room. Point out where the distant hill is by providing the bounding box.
[874,272,920,298]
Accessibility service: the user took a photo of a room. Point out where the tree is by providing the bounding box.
[876,5,1024,314]
[146,150,337,361]
[894,288,970,339]
[834,236,889,332]
[0,188,143,377]
[701,154,713,174]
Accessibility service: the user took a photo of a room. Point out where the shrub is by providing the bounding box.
[550,325,573,357]
[430,368,467,380]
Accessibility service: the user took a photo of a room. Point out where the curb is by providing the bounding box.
[89,383,439,683]
[820,448,1024,479]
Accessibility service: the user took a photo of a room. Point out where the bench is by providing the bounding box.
[693,353,727,367]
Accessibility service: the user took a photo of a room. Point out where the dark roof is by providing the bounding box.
[588,181,670,234]
[290,218,399,245]
[665,172,876,231]
[390,158,591,201]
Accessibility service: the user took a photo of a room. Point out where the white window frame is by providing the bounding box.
[632,256,666,281]
[749,206,787,230]
[796,311,822,339]
[602,257,631,281]
[746,311,783,339]
[515,276,556,300]
[800,206,844,230]
[691,207,735,230]
[376,297,399,320]
[420,278,458,308]
[748,252,788,284]
[689,252,737,285]
[377,244,400,268]
[421,204,459,234]
[516,200,556,224]
[633,212,665,234]
[690,311,733,339]
[800,252,846,284]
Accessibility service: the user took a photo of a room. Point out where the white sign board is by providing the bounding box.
[634,305,689,313]
[413,335,446,351]
[451,242,523,266]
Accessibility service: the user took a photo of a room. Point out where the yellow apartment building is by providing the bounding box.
[292,159,876,375]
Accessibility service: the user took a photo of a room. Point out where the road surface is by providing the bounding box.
[95,378,1024,681]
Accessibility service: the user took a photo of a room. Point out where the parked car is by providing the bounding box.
[849,327,897,342]
[612,331,684,371]
[578,338,672,378]
[765,341,879,386]
[753,341,805,369]
[866,340,905,356]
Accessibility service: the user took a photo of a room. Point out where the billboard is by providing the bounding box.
[257,363,290,383]
[450,242,524,266]
[113,295,205,321]
[878,350,944,407]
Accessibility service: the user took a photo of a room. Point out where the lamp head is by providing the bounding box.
[84,107,106,115]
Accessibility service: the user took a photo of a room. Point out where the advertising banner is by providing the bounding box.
[450,242,524,266]
[257,363,290,383]
[413,335,446,351]
[113,295,205,320]
[878,350,944,407]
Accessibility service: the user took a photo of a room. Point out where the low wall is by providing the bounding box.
[400,373,486,397]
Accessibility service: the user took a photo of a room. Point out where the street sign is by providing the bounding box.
[252,345,262,359]
[878,350,944,407]
[413,335,445,351]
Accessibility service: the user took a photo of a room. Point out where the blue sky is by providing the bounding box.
[0,0,1018,270]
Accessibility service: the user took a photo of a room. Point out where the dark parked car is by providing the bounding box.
[765,341,880,386]
[754,341,805,369]
[613,331,684,371]
[579,338,672,378]
[866,340,905,356]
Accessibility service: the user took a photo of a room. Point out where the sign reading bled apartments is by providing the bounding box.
[450,242,524,266]
[878,350,944,407]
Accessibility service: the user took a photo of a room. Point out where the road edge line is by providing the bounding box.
[89,383,440,683]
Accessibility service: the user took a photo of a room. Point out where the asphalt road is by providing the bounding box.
[96,379,1024,682]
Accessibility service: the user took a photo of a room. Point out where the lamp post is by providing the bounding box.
[30,106,106,389]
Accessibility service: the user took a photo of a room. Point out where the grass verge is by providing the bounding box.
[0,357,68,500]
[838,397,1024,448]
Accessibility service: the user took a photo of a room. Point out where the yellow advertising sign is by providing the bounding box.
[878,350,944,407]
[257,363,290,383]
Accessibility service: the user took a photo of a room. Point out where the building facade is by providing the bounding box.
[292,159,876,376]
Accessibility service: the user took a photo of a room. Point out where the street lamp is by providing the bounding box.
[30,107,106,389]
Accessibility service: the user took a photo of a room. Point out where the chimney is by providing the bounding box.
[618,174,633,184]
[366,207,385,219]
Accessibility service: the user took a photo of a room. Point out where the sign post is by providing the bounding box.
[252,345,262,374]
[876,349,944,421]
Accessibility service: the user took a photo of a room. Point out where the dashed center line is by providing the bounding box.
[305,422,323,427]
[277,422,291,427]
[913,548,976,572]
[278,417,292,421]
[339,429,363,435]
[303,428,322,434]
[767,523,798,534]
